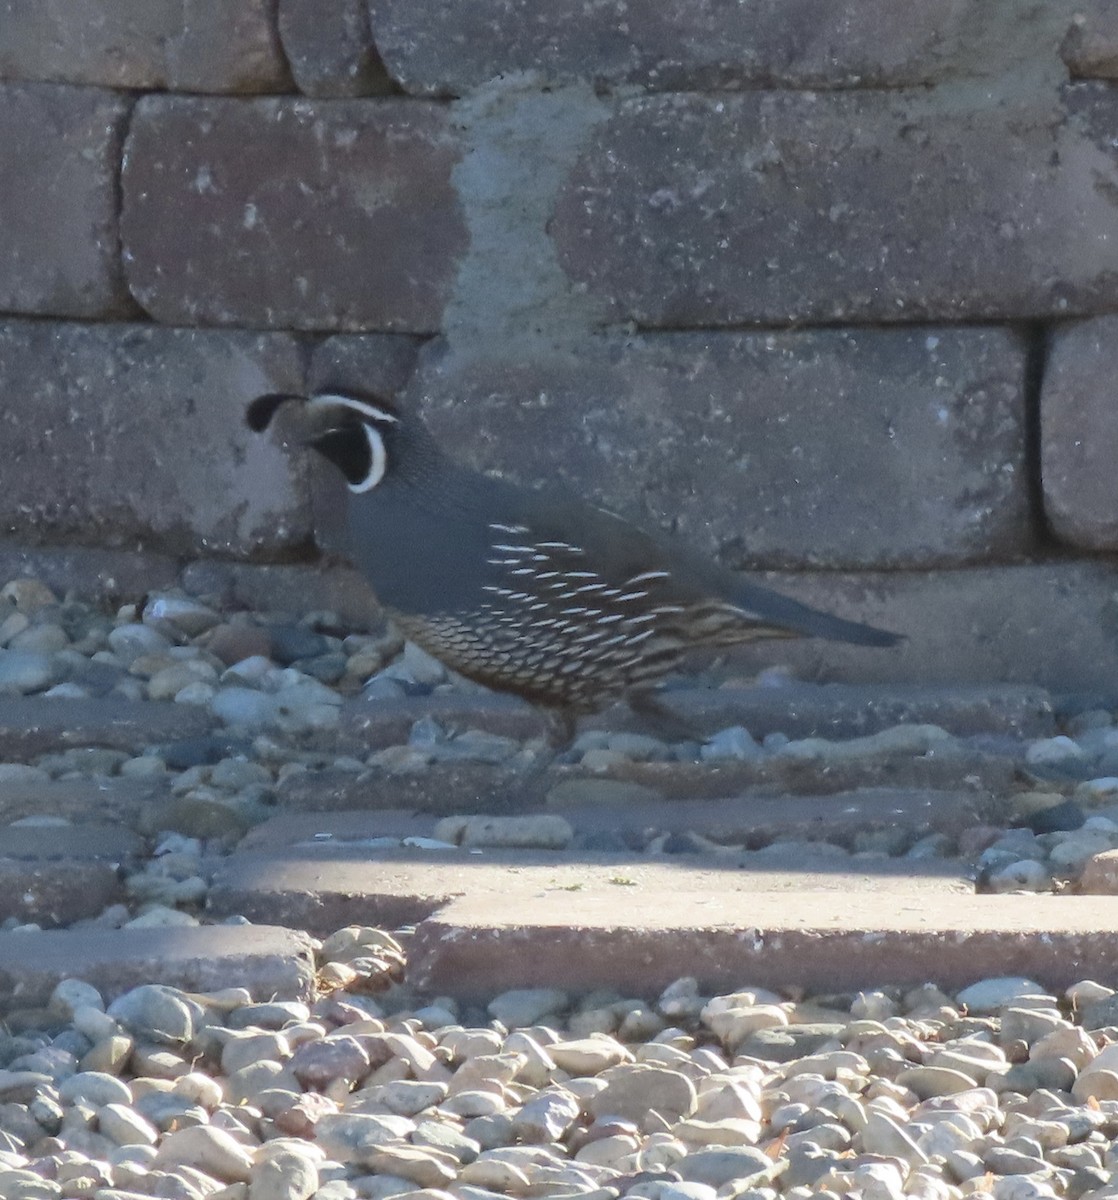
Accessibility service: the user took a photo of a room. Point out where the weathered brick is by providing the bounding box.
[552,86,1118,325]
[122,97,467,332]
[0,84,131,318]
[1041,316,1118,550]
[1061,1,1118,78]
[0,0,288,92]
[410,329,1030,568]
[0,321,309,556]
[369,0,976,95]
[279,0,396,96]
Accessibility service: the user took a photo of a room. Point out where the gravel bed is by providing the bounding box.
[7,582,1118,1197]
[4,928,1118,1200]
[6,578,1118,925]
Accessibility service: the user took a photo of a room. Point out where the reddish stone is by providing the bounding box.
[1062,2,1118,78]
[122,96,467,332]
[207,623,274,667]
[279,0,396,96]
[1041,316,1118,549]
[552,87,1118,325]
[0,85,131,317]
[0,321,309,557]
[289,1035,371,1088]
[0,0,287,91]
[412,329,1030,569]
[369,0,973,94]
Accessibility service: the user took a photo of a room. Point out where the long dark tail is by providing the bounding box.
[727,576,903,648]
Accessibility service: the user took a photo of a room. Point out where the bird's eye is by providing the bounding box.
[309,421,387,492]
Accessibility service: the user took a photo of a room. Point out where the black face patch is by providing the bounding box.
[309,422,372,486]
[245,393,300,433]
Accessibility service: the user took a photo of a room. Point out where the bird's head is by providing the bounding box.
[246,390,404,493]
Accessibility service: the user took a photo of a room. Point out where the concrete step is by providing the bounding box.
[0,697,214,760]
[0,925,316,1014]
[0,778,166,828]
[243,788,997,855]
[406,890,1118,1001]
[338,682,1054,748]
[276,751,1019,813]
[641,682,1057,740]
[207,846,975,937]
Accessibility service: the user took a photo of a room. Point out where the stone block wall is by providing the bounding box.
[2,0,1118,688]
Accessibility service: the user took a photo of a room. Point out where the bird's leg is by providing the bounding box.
[543,708,578,755]
[482,706,576,813]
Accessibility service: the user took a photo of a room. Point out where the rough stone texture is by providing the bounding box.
[1041,316,1118,549]
[0,321,309,556]
[408,893,1118,999]
[279,0,397,96]
[1079,849,1118,894]
[0,84,131,318]
[0,698,212,760]
[0,778,169,828]
[1061,1,1118,78]
[411,329,1030,568]
[369,0,1032,95]
[552,86,1118,326]
[122,96,467,332]
[0,825,137,926]
[0,860,123,927]
[0,926,318,1011]
[207,841,975,935]
[0,543,180,604]
[0,0,289,91]
[309,334,426,396]
[0,824,143,861]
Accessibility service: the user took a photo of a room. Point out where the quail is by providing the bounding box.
[247,390,900,732]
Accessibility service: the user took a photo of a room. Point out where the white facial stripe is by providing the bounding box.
[348,423,386,493]
[309,392,400,425]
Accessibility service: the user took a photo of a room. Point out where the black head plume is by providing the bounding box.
[245,392,302,433]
